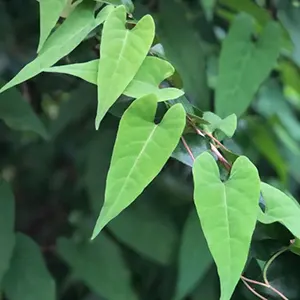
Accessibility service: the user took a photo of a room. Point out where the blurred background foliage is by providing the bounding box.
[0,0,300,299]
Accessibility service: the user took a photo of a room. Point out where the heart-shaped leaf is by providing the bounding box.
[215,13,281,118]
[37,0,68,52]
[44,57,183,101]
[0,181,15,284]
[192,152,260,300]
[3,233,55,300]
[95,5,155,128]
[92,94,186,239]
[0,2,113,94]
[259,182,300,239]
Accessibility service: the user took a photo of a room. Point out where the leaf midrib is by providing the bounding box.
[104,125,158,221]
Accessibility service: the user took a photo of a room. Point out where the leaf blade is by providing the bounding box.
[37,0,68,52]
[95,5,155,128]
[259,182,300,239]
[92,94,186,239]
[215,14,281,118]
[3,233,55,300]
[0,2,112,94]
[193,152,260,300]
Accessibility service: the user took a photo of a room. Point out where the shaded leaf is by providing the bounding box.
[157,0,210,110]
[92,94,186,239]
[3,233,55,300]
[174,209,213,300]
[259,182,300,239]
[57,234,138,300]
[95,5,155,128]
[50,83,95,137]
[37,0,69,52]
[0,181,15,283]
[45,57,184,101]
[215,14,281,118]
[0,2,113,93]
[193,152,260,300]
[246,117,287,183]
[203,112,237,138]
[0,82,48,139]
[108,200,178,265]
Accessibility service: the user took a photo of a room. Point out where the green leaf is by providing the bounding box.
[192,152,260,300]
[290,238,300,256]
[0,2,113,94]
[57,234,138,300]
[258,183,300,239]
[92,94,186,239]
[3,233,55,300]
[0,181,15,283]
[37,0,68,52]
[95,5,155,128]
[44,57,184,101]
[203,112,237,138]
[174,209,213,300]
[215,14,281,118]
[123,56,184,101]
[157,0,210,110]
[0,82,48,139]
[108,200,178,265]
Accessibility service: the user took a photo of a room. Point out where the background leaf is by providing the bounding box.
[215,13,281,118]
[3,233,56,300]
[0,82,48,138]
[57,233,138,300]
[0,181,15,284]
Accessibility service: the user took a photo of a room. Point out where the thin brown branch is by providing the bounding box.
[181,136,195,162]
[241,278,268,300]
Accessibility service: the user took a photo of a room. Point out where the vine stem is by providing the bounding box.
[262,247,289,300]
[181,136,195,161]
[241,278,268,300]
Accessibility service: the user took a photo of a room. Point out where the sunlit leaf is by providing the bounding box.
[44,57,184,101]
[95,5,155,128]
[0,2,113,94]
[0,81,48,139]
[0,181,15,283]
[92,94,186,239]
[57,234,138,300]
[215,13,281,118]
[3,233,55,300]
[37,0,68,52]
[259,182,300,239]
[174,209,213,300]
[193,152,260,300]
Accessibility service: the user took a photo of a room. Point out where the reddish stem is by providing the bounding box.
[181,136,195,162]
[241,278,268,300]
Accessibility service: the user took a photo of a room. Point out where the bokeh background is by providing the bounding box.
[0,0,300,299]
